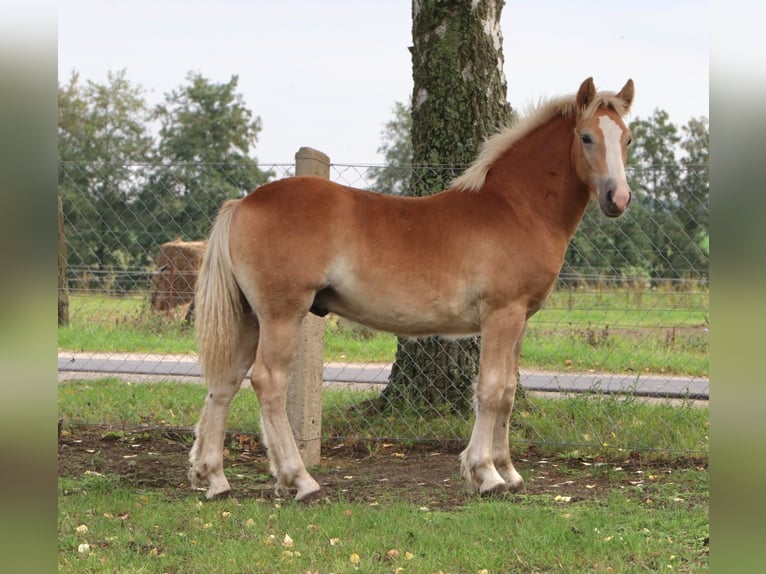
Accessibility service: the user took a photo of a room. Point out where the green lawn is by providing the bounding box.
[59,472,708,573]
[59,378,708,458]
[58,379,709,573]
[58,287,708,376]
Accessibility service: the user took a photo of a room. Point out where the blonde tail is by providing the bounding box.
[195,199,243,380]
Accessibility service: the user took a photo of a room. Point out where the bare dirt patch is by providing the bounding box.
[58,425,706,509]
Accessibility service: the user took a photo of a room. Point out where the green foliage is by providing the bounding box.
[368,101,412,195]
[143,73,272,241]
[58,70,154,286]
[58,70,271,291]
[566,111,709,281]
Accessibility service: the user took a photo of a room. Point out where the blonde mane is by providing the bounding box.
[452,90,632,192]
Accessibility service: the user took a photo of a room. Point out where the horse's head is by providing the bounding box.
[571,77,634,218]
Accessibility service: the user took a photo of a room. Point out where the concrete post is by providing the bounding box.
[286,147,330,467]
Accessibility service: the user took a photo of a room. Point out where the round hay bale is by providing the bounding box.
[150,240,206,312]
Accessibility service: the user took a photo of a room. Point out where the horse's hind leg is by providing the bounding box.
[250,316,321,501]
[189,317,258,498]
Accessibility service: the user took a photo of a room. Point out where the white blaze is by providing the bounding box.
[598,115,630,209]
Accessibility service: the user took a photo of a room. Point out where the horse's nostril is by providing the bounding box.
[606,189,615,205]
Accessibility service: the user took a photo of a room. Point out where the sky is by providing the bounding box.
[58,0,709,165]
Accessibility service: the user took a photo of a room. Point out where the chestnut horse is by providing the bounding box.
[189,77,634,501]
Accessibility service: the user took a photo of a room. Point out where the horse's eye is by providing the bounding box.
[626,137,633,146]
[581,134,593,145]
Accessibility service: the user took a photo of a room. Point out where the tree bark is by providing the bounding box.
[378,0,512,414]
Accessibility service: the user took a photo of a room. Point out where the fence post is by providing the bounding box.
[58,195,69,326]
[286,147,330,467]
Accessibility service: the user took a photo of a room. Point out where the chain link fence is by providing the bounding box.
[58,160,709,455]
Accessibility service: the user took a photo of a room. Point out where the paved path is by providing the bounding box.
[58,352,709,400]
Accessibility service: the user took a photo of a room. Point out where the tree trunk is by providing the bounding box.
[378,0,512,414]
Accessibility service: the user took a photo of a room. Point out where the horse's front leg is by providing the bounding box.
[492,330,525,492]
[460,310,525,496]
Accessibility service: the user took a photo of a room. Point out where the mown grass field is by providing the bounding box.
[59,470,708,573]
[59,378,709,456]
[58,379,709,572]
[58,285,709,376]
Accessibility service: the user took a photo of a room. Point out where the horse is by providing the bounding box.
[189,77,635,501]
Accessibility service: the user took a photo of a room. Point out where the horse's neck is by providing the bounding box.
[487,115,591,241]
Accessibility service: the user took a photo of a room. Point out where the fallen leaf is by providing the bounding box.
[349,552,360,564]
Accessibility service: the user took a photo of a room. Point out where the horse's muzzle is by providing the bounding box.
[599,179,631,217]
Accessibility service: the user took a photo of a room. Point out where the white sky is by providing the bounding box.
[58,0,709,165]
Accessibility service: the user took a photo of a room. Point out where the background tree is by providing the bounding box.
[677,116,709,274]
[627,110,707,280]
[138,73,271,250]
[370,101,412,195]
[58,70,153,288]
[563,110,709,283]
[379,0,513,414]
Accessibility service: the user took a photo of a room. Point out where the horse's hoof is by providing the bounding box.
[295,488,323,503]
[507,478,524,493]
[479,480,509,497]
[206,488,232,500]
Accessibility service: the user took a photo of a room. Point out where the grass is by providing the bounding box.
[58,473,708,573]
[58,380,708,572]
[59,286,709,376]
[59,378,708,459]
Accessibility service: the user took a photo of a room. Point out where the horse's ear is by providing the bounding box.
[576,77,596,113]
[616,79,634,111]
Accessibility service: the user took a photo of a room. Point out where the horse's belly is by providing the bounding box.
[318,288,480,338]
